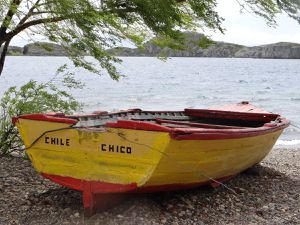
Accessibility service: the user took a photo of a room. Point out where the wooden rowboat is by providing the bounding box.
[13,102,289,213]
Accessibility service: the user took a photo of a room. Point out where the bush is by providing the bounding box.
[0,72,83,157]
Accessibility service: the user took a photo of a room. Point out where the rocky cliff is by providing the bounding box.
[108,32,244,57]
[0,46,23,56]
[4,33,300,59]
[235,42,300,59]
[23,42,67,56]
[3,42,67,56]
[108,32,300,59]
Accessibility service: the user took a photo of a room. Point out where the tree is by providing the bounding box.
[0,0,300,78]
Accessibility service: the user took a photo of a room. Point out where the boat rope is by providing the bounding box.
[290,121,300,130]
[24,126,76,150]
[23,125,240,195]
[104,129,238,195]
[23,125,168,156]
[106,128,169,157]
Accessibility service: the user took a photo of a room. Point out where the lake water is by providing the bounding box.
[1,56,300,147]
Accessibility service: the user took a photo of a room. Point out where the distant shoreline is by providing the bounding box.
[3,32,300,59]
[6,55,300,60]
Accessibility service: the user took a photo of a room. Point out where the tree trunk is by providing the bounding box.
[0,39,11,76]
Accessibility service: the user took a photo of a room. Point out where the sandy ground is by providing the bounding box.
[0,147,299,225]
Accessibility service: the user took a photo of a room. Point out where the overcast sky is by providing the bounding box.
[10,0,300,47]
[209,0,300,46]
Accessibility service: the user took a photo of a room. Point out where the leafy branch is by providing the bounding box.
[0,71,83,157]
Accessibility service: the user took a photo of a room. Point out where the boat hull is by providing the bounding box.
[13,103,288,213]
[17,118,283,191]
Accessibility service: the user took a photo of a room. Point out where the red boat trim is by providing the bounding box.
[184,108,279,122]
[41,173,138,193]
[106,118,289,140]
[41,172,239,213]
[13,104,290,140]
[12,113,78,125]
[170,119,289,140]
[41,173,137,214]
[155,118,250,129]
[41,173,236,194]
[106,120,171,132]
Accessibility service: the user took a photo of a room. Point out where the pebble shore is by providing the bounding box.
[0,147,299,225]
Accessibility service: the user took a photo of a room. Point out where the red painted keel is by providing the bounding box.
[42,173,137,215]
[41,173,237,215]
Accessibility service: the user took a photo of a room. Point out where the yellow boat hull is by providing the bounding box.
[13,103,289,212]
[16,118,282,189]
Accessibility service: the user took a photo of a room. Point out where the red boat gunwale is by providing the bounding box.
[12,113,78,125]
[12,104,290,140]
[184,108,280,122]
[103,103,289,140]
[106,120,172,132]
[105,118,289,140]
[41,173,138,193]
[41,173,234,194]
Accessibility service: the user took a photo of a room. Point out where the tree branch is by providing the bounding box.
[0,0,22,37]
[32,10,57,15]
[0,38,12,76]
[5,16,66,41]
[17,0,41,27]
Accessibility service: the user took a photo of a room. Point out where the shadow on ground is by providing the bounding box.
[27,164,300,224]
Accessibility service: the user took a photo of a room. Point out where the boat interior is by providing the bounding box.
[70,108,280,130]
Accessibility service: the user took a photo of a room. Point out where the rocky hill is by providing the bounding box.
[235,42,300,59]
[108,32,300,59]
[23,42,67,56]
[108,32,244,57]
[4,33,300,59]
[0,46,23,55]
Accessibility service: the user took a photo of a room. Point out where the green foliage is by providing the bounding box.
[241,0,300,25]
[148,33,215,56]
[0,73,83,156]
[8,50,22,56]
[151,35,186,51]
[197,36,215,48]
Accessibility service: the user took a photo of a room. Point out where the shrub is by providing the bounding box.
[0,72,83,156]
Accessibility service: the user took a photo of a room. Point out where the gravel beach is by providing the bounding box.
[0,147,299,225]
